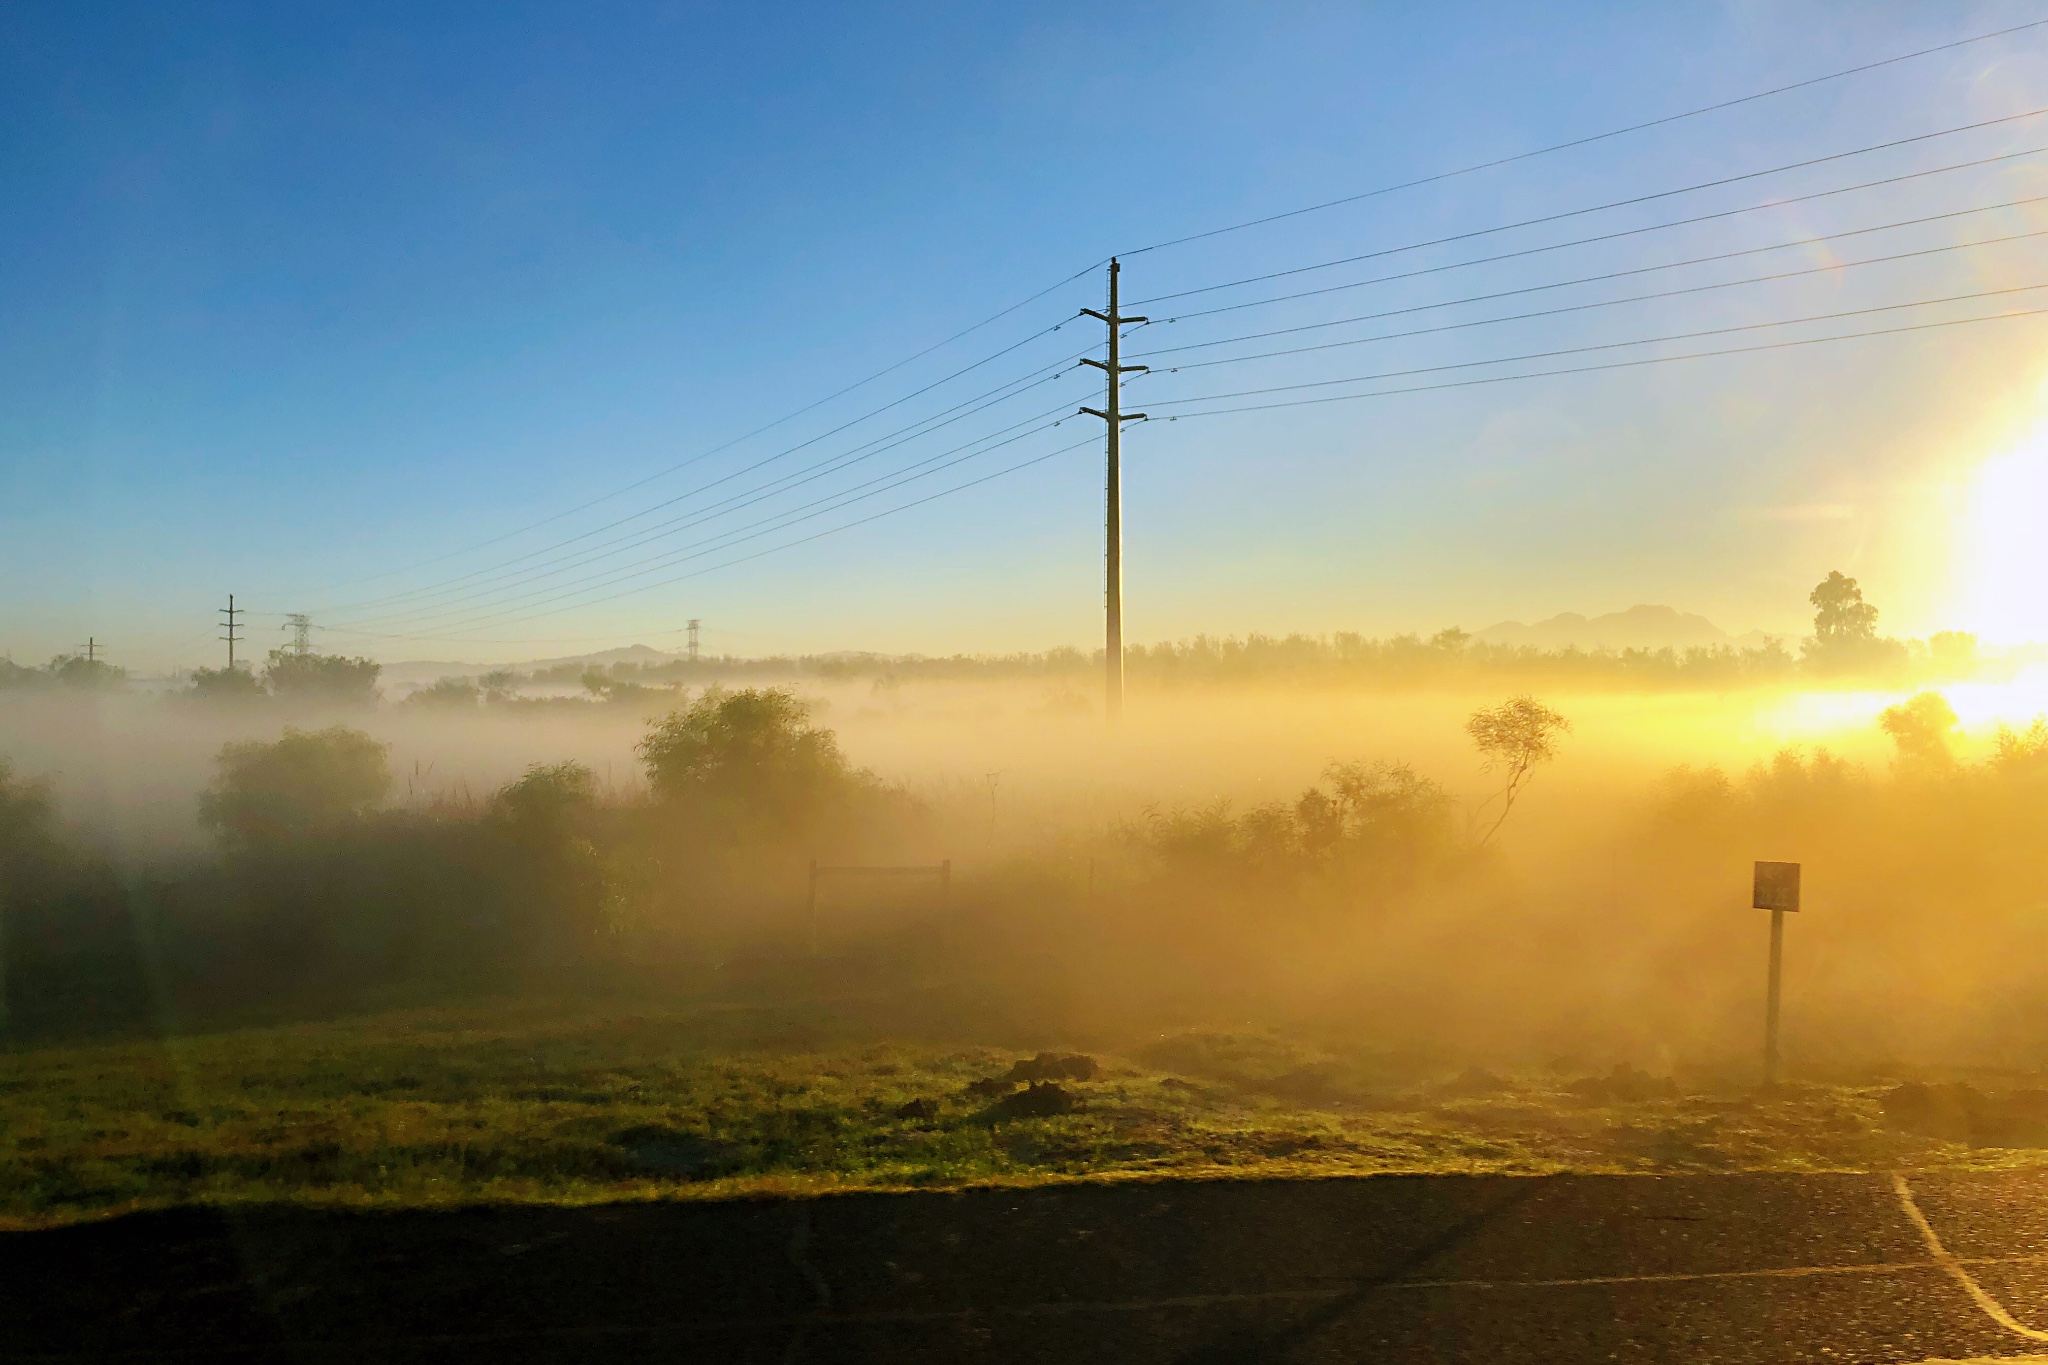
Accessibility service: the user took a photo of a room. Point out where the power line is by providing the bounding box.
[328,293,2048,646]
[330,412,1088,637]
[322,362,1089,624]
[364,197,2015,634]
[330,425,1093,643]
[290,21,2048,651]
[314,328,1093,617]
[1133,196,2048,358]
[1143,281,2048,407]
[1120,17,2048,257]
[1150,303,2048,419]
[1150,144,2048,324]
[315,263,1106,594]
[1135,229,2048,374]
[1131,108,2048,308]
[327,390,1089,633]
[325,432,1105,646]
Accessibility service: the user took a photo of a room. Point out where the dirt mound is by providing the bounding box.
[609,1126,743,1178]
[1005,1052,1098,1083]
[1433,1067,1513,1100]
[987,1082,1080,1120]
[1566,1064,1676,1105]
[1883,1083,2048,1147]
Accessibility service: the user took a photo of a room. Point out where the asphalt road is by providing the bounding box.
[9,1170,2048,1363]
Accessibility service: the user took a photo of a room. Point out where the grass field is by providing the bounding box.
[4,993,2043,1230]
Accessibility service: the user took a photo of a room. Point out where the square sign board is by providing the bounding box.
[1753,861,1801,912]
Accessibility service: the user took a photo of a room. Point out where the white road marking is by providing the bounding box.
[1894,1171,2048,1343]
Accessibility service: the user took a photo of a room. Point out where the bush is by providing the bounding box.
[262,651,382,705]
[638,687,876,840]
[185,666,265,701]
[199,727,392,846]
[0,760,145,1036]
[404,678,480,709]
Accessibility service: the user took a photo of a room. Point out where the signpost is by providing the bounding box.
[1752,860,1801,1087]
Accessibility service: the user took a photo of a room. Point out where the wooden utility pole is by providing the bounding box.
[1080,259,1147,725]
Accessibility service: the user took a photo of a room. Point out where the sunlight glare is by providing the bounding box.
[1963,405,2048,646]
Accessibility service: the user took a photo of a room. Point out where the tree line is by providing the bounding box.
[0,572,1984,707]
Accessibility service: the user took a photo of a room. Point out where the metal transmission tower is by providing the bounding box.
[219,595,244,670]
[687,619,701,663]
[1078,258,1147,725]
[284,614,312,658]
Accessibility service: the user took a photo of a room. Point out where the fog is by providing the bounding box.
[4,667,2046,1084]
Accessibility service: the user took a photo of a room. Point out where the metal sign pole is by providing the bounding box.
[1752,860,1801,1090]
[1764,906,1785,1087]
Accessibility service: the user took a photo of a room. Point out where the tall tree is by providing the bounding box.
[1466,695,1570,847]
[1810,571,1879,647]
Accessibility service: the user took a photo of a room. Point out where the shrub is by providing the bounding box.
[199,727,392,846]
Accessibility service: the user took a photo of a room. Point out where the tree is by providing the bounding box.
[1879,691,1958,771]
[1991,716,2048,774]
[403,677,480,709]
[1928,631,1979,674]
[1295,760,1453,857]
[492,761,598,839]
[199,726,391,846]
[0,760,57,1030]
[637,687,866,835]
[1810,570,1879,645]
[1465,695,1570,847]
[488,761,614,945]
[583,668,661,704]
[185,666,265,701]
[47,654,127,690]
[262,650,382,706]
[1802,571,1910,674]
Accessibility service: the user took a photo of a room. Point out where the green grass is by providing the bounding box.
[3,997,2041,1229]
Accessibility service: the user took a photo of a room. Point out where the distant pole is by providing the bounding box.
[687,619,701,664]
[219,595,243,670]
[1079,259,1148,726]
[1752,861,1801,1088]
[76,638,99,663]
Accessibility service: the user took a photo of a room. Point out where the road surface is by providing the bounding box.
[9,1169,2048,1362]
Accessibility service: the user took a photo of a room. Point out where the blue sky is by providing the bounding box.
[6,1,2048,669]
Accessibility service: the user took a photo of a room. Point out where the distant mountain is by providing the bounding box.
[1474,605,1737,651]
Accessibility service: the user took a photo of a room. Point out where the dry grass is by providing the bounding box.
[5,997,2043,1230]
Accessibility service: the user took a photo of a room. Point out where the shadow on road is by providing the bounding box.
[1,1171,2027,1363]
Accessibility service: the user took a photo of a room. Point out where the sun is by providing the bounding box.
[1962,404,2048,647]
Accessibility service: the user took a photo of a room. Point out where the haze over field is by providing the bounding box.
[14,6,2048,1255]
